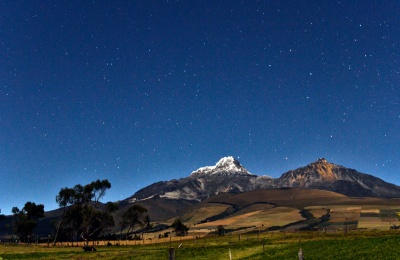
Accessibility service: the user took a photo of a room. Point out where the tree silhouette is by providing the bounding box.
[12,202,44,242]
[53,187,76,245]
[217,225,225,236]
[53,179,114,246]
[120,205,147,238]
[171,218,189,236]
[0,208,5,221]
[144,214,152,231]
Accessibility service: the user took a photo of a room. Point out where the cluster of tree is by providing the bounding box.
[3,179,195,244]
[171,218,189,236]
[52,179,151,245]
[11,202,45,242]
[53,179,117,246]
[119,204,149,238]
[1,180,153,245]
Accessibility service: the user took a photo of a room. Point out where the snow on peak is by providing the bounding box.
[191,156,252,176]
[215,156,241,170]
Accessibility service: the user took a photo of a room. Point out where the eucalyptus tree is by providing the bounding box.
[54,179,115,246]
[53,187,76,245]
[12,202,44,242]
[120,205,147,238]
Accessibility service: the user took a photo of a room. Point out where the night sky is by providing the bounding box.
[1,1,399,213]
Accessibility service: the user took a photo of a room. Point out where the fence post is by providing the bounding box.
[168,248,175,260]
[298,248,303,260]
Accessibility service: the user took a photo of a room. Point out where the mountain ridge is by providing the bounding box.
[126,157,400,203]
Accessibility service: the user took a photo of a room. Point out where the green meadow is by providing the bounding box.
[1,230,400,259]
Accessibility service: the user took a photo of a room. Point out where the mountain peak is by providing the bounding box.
[309,158,337,181]
[215,156,241,169]
[314,158,328,164]
[191,156,251,177]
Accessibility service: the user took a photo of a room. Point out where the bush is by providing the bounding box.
[171,218,189,236]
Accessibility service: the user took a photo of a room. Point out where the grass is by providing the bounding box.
[2,230,400,259]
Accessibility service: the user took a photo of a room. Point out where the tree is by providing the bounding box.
[54,179,115,246]
[12,202,44,242]
[217,225,225,236]
[120,205,147,238]
[92,179,111,203]
[171,218,189,236]
[62,204,83,245]
[79,179,113,245]
[0,208,5,221]
[80,204,111,243]
[144,215,152,231]
[53,187,76,245]
[105,202,119,213]
[0,208,6,235]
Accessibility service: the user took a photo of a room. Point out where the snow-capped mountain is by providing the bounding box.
[125,157,400,204]
[191,156,252,177]
[127,156,274,202]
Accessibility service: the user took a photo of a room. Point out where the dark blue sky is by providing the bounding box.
[1,1,399,213]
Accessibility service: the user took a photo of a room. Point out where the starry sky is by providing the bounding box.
[1,1,399,213]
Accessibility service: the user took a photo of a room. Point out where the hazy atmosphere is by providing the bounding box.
[1,1,399,213]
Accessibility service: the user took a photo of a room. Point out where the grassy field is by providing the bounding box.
[2,230,400,259]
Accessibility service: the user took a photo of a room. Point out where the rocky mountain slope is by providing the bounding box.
[126,157,276,202]
[276,158,400,198]
[125,157,400,204]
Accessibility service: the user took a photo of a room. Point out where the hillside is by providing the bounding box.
[179,188,400,235]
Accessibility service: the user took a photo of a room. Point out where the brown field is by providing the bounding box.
[167,189,400,236]
[124,189,400,240]
[204,189,400,209]
[358,217,388,230]
[361,208,380,214]
[205,188,350,208]
[229,203,275,215]
[191,206,303,232]
[328,207,360,223]
[182,204,231,225]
